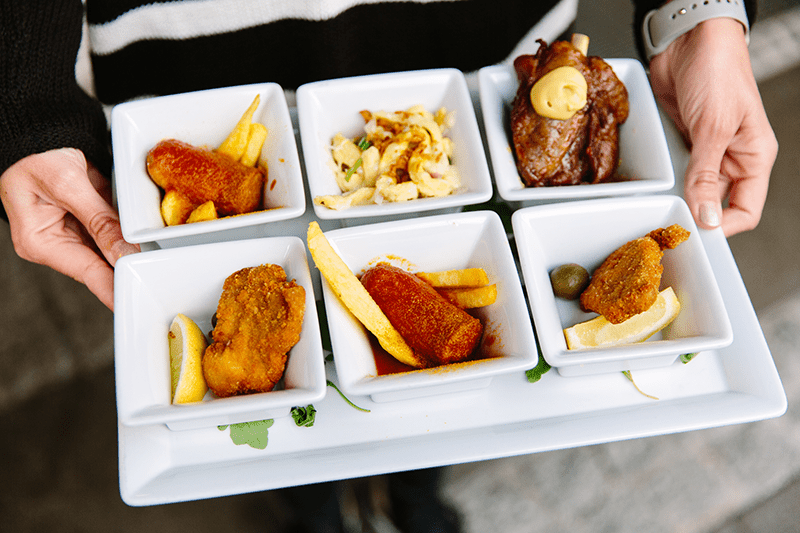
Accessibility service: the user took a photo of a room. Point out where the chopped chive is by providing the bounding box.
[344,157,362,182]
[357,136,371,151]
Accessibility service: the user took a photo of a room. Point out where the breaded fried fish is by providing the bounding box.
[580,224,689,324]
[202,264,305,398]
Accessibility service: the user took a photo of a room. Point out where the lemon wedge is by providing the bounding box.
[564,287,680,350]
[169,313,209,404]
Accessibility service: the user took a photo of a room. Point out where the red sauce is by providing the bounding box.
[368,319,493,376]
[369,334,415,375]
[483,332,497,347]
[270,179,277,191]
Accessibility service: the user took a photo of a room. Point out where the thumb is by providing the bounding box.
[682,142,727,232]
[67,159,140,267]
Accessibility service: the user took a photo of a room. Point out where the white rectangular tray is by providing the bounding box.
[118,226,786,506]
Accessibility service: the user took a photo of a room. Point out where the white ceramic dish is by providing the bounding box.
[116,227,786,506]
[512,195,732,376]
[478,59,674,203]
[113,237,326,431]
[318,210,537,402]
[296,69,493,224]
[111,83,305,246]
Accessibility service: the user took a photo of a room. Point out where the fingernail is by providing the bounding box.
[700,202,720,227]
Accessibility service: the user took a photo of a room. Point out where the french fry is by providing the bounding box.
[306,222,420,368]
[186,200,218,223]
[437,284,497,309]
[161,189,195,226]
[240,123,268,167]
[217,94,260,161]
[416,268,490,288]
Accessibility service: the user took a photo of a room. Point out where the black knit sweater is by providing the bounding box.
[0,0,112,179]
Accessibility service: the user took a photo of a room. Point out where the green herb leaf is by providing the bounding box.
[291,405,317,427]
[680,352,698,364]
[344,157,362,182]
[622,370,658,400]
[218,419,274,449]
[526,357,551,383]
[327,380,370,412]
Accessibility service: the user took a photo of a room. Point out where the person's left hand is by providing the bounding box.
[648,17,778,237]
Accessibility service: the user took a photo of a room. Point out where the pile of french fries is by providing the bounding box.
[216,94,268,167]
[160,95,269,226]
[306,221,497,369]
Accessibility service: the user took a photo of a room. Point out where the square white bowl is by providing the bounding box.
[511,195,733,377]
[319,210,537,402]
[114,236,326,431]
[111,83,305,246]
[296,69,493,223]
[478,59,674,203]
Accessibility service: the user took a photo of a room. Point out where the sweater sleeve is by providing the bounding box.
[0,0,112,222]
[631,0,757,62]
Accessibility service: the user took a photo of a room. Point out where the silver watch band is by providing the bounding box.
[643,0,750,61]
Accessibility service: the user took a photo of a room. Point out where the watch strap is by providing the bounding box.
[643,0,750,61]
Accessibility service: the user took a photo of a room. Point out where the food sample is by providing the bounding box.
[510,36,629,187]
[550,263,590,300]
[307,222,418,367]
[565,286,680,349]
[147,138,265,219]
[416,268,489,288]
[579,224,690,324]
[202,264,305,398]
[146,95,268,225]
[417,268,497,309]
[169,313,209,404]
[314,105,460,209]
[307,222,496,370]
[361,263,483,368]
[436,284,498,310]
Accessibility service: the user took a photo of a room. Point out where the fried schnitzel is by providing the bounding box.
[202,264,305,398]
[580,224,689,324]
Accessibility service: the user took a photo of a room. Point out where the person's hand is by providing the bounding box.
[0,148,139,310]
[648,17,778,237]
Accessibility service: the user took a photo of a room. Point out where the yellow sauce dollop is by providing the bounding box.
[530,66,588,120]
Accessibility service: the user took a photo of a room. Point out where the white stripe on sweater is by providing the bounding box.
[89,0,463,56]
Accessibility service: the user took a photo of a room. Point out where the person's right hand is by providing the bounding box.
[0,148,139,310]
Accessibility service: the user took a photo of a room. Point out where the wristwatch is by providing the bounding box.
[642,0,750,61]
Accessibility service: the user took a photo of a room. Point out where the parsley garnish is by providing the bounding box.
[218,419,274,449]
[291,405,317,427]
[525,357,551,383]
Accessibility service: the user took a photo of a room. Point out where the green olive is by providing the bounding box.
[550,263,590,300]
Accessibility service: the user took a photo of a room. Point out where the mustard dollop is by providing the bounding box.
[530,66,588,120]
